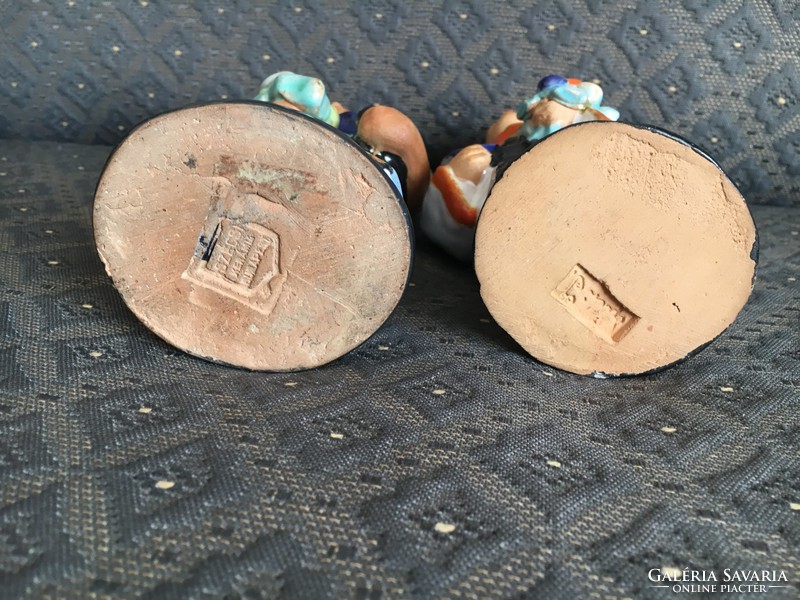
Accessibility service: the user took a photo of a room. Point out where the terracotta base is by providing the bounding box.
[95,102,412,371]
[475,122,757,376]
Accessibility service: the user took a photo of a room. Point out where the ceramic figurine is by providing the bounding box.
[425,75,758,377]
[255,71,429,210]
[94,72,428,371]
[422,76,619,261]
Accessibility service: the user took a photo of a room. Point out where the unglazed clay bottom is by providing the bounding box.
[95,102,412,371]
[475,121,757,376]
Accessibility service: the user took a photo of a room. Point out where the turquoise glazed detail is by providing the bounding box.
[517,75,620,141]
[255,71,340,128]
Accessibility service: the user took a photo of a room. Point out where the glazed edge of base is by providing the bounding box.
[484,120,759,379]
[92,100,415,373]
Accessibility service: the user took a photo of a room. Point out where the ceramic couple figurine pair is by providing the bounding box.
[95,71,757,377]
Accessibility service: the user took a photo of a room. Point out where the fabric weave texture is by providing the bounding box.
[0,1,798,599]
[0,0,799,206]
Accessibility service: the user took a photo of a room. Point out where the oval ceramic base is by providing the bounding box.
[475,121,758,377]
[94,102,412,371]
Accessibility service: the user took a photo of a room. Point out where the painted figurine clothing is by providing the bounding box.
[421,75,620,261]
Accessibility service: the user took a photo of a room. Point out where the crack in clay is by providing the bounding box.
[349,169,376,199]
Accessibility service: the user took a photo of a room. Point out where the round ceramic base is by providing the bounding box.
[95,102,412,371]
[475,121,757,377]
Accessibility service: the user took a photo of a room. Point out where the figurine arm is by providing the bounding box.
[428,144,492,227]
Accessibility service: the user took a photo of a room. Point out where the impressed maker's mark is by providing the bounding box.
[551,264,639,343]
[183,215,285,316]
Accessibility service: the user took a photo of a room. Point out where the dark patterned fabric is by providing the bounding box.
[2,1,800,598]
[0,0,799,206]
[1,140,798,598]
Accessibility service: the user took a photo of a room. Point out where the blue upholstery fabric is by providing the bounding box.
[0,2,798,598]
[0,0,798,205]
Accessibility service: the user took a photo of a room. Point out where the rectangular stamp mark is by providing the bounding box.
[205,220,276,289]
[551,264,639,343]
[183,214,284,318]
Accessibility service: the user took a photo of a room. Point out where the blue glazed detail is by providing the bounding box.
[537,74,568,90]
[338,111,357,135]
